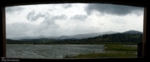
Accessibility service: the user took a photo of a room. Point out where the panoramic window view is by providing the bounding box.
[6,3,144,58]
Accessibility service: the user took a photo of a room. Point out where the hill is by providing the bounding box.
[123,30,143,34]
[6,30,143,44]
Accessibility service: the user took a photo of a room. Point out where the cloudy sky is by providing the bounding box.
[5,3,144,39]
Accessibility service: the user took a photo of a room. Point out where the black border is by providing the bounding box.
[1,0,148,61]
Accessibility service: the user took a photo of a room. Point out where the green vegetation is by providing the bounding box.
[104,44,137,51]
[65,51,137,58]
[64,44,137,58]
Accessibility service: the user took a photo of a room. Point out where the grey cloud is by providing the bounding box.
[6,21,60,39]
[50,15,67,21]
[42,17,55,25]
[33,15,67,37]
[43,15,67,25]
[111,19,127,24]
[27,10,67,22]
[62,4,72,8]
[27,10,35,21]
[71,24,101,35]
[6,22,35,39]
[71,15,87,21]
[33,23,60,37]
[6,6,24,14]
[27,10,46,21]
[48,9,53,11]
[85,4,144,16]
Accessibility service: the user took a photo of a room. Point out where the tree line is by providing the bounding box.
[6,33,142,45]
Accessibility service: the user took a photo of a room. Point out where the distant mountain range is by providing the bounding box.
[122,30,143,34]
[7,30,142,40]
[6,30,143,44]
[52,31,118,39]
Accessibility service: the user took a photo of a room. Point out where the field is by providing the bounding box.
[64,44,137,58]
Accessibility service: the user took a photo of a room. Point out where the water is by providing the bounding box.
[6,44,104,58]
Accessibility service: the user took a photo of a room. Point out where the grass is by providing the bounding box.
[64,44,137,58]
[64,51,137,58]
[104,44,137,51]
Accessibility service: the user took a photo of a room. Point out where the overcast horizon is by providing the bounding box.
[6,3,144,39]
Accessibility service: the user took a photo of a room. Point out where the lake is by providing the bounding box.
[6,44,105,58]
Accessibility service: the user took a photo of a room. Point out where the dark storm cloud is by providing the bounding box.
[70,15,87,21]
[6,6,24,13]
[27,10,46,21]
[85,4,144,15]
[27,10,67,22]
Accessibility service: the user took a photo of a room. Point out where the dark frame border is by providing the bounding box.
[1,0,147,61]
